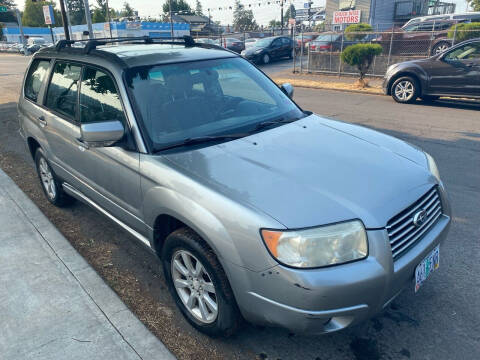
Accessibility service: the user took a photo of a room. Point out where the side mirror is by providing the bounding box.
[80,120,124,147]
[281,83,294,99]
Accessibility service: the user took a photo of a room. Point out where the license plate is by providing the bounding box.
[415,245,440,293]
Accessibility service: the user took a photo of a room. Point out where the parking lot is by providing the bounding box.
[0,53,479,360]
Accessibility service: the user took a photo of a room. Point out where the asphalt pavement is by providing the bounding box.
[0,54,479,360]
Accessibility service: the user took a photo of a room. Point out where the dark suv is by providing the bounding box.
[376,20,460,55]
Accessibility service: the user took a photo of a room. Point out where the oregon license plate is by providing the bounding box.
[415,245,440,293]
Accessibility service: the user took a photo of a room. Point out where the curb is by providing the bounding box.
[0,168,175,360]
[272,78,385,96]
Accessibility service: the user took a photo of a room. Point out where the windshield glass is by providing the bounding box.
[255,38,273,47]
[314,34,339,42]
[125,57,303,151]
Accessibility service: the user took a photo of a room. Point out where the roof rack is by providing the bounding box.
[55,35,197,53]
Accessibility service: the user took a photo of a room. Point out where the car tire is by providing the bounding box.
[162,227,241,337]
[262,53,270,64]
[431,41,451,55]
[391,76,419,104]
[34,148,74,207]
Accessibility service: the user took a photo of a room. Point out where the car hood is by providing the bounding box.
[163,114,435,229]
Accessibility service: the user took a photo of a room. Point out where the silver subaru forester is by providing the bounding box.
[18,36,450,336]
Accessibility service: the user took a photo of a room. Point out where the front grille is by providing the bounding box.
[387,186,443,260]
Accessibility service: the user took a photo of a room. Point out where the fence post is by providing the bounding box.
[452,20,457,46]
[429,20,436,56]
[300,26,304,74]
[307,43,310,73]
[337,28,345,76]
[292,25,296,73]
[387,26,394,67]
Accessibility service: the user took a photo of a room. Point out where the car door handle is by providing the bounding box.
[38,116,47,128]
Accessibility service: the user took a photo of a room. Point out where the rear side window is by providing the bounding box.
[45,61,82,120]
[79,67,126,124]
[24,60,50,102]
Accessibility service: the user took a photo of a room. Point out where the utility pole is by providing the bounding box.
[280,0,284,34]
[106,0,113,38]
[58,0,70,41]
[169,0,174,38]
[83,0,94,39]
[15,9,25,46]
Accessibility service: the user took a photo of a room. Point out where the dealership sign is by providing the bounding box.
[333,10,361,24]
[42,5,55,25]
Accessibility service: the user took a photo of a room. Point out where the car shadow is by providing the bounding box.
[415,97,480,111]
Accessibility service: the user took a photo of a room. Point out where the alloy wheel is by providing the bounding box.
[394,80,415,102]
[434,43,449,54]
[38,157,56,200]
[263,54,270,64]
[171,250,218,324]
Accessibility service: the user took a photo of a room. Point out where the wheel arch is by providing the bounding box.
[387,71,424,96]
[27,136,41,159]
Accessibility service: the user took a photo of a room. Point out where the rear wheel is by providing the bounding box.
[431,41,451,55]
[34,148,74,207]
[162,228,241,336]
[391,76,419,104]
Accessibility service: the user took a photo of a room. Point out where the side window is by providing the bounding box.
[79,67,126,124]
[272,39,282,48]
[24,60,50,102]
[45,61,81,120]
[445,43,480,61]
[282,37,290,45]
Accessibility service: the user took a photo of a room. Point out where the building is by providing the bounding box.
[171,14,222,35]
[3,21,190,44]
[325,0,456,30]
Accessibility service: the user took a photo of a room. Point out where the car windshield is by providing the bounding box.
[125,57,303,151]
[314,34,339,42]
[254,38,272,47]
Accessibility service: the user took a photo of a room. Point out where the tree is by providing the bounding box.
[448,22,480,43]
[0,0,16,23]
[66,0,85,26]
[344,23,373,41]
[233,0,257,31]
[121,2,135,17]
[341,43,382,87]
[468,0,480,11]
[22,0,63,27]
[284,4,295,25]
[269,19,281,28]
[195,0,203,16]
[162,0,192,14]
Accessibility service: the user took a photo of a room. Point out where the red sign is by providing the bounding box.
[333,10,361,24]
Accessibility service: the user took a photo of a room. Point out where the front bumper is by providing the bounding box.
[227,213,451,334]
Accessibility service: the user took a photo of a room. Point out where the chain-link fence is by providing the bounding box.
[294,21,480,77]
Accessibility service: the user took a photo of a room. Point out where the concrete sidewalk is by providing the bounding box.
[0,169,175,360]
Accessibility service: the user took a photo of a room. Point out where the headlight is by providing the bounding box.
[254,48,263,54]
[261,220,368,268]
[425,152,441,182]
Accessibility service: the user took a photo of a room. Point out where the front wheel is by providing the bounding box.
[162,228,241,336]
[262,53,270,64]
[391,76,419,104]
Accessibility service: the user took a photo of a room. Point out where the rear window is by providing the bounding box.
[24,59,50,102]
[45,61,82,120]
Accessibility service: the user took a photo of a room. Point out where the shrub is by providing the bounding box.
[344,23,373,41]
[341,43,382,85]
[447,22,480,43]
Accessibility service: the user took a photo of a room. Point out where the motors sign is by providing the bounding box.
[333,10,361,24]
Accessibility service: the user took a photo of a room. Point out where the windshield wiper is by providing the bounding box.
[153,133,248,153]
[252,116,301,132]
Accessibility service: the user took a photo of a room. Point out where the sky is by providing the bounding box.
[13,0,471,26]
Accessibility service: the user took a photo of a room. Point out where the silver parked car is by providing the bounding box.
[18,36,451,336]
